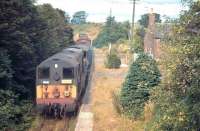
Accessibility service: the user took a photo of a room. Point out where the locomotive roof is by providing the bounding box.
[62,47,83,54]
[70,44,90,51]
[62,48,83,59]
[38,52,79,68]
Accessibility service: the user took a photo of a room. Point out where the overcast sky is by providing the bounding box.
[36,0,187,22]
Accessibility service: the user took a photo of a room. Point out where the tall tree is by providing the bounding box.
[94,16,130,48]
[0,0,74,129]
[0,0,38,98]
[0,49,12,89]
[64,12,71,23]
[71,11,87,24]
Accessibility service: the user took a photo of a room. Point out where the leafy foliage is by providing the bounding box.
[131,25,145,53]
[0,90,33,131]
[120,53,161,119]
[36,4,73,61]
[0,0,73,130]
[0,49,12,89]
[147,1,200,130]
[104,49,121,69]
[71,11,87,24]
[94,16,130,48]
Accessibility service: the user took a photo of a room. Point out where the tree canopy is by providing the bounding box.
[0,0,73,130]
[71,11,87,24]
[94,16,130,48]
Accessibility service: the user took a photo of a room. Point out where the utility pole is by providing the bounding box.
[110,8,112,17]
[130,0,136,45]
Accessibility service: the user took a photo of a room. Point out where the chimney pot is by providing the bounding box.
[150,8,154,13]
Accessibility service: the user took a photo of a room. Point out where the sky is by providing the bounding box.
[36,0,187,23]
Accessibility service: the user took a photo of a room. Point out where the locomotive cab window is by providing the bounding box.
[38,67,50,79]
[63,68,74,79]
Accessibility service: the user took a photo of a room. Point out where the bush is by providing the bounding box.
[104,50,121,69]
[120,53,161,119]
[0,90,34,131]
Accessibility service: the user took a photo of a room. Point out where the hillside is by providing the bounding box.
[71,23,102,40]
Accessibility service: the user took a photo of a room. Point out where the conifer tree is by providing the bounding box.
[120,53,161,119]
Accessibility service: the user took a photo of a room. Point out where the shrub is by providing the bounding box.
[104,50,121,69]
[120,53,161,119]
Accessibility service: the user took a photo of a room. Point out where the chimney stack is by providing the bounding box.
[150,8,154,14]
[148,8,155,32]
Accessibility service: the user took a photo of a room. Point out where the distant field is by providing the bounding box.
[71,23,102,40]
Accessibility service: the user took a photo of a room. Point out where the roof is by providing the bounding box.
[62,47,83,54]
[62,48,83,61]
[38,52,79,68]
[70,44,90,51]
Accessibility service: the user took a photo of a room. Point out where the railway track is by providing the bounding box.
[33,115,74,131]
[63,117,70,131]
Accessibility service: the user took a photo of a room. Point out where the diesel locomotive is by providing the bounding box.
[36,34,93,117]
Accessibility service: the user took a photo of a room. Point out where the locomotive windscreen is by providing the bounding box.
[38,67,50,79]
[63,68,74,79]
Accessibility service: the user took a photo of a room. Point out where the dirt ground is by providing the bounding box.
[91,49,140,131]
[91,48,155,131]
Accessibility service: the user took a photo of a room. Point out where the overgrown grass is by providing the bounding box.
[111,90,122,115]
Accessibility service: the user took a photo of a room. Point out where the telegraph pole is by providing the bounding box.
[130,0,136,45]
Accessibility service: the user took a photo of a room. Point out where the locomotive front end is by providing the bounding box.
[36,53,80,117]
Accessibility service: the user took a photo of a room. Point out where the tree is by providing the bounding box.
[138,13,161,28]
[64,12,71,23]
[0,0,39,98]
[0,90,33,130]
[0,1,38,129]
[71,11,87,24]
[132,25,145,53]
[0,0,74,129]
[36,4,73,61]
[0,49,12,89]
[106,16,116,27]
[94,16,130,48]
[120,53,161,119]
